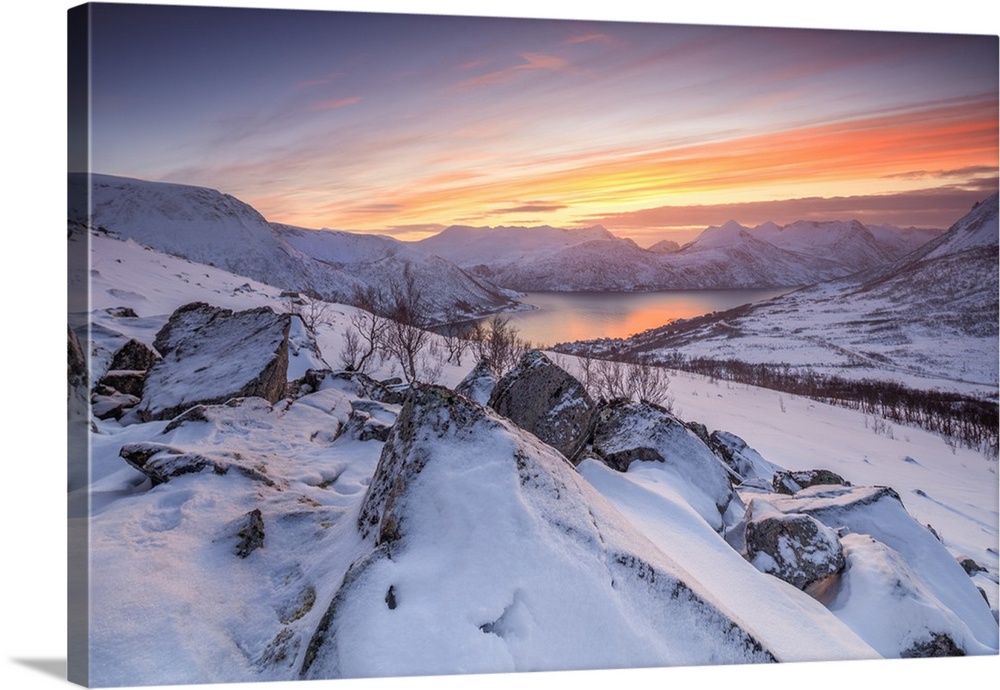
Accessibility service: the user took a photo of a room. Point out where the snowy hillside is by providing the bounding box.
[410,218,941,292]
[69,174,520,323]
[559,195,999,396]
[70,222,997,686]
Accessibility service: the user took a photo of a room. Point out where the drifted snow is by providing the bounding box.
[72,222,998,686]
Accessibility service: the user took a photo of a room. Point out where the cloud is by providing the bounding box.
[585,184,1000,231]
[494,202,567,214]
[310,96,362,111]
[882,165,998,180]
[451,52,570,91]
[351,203,404,214]
[563,33,611,45]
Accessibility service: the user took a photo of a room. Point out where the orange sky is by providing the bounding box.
[88,7,998,244]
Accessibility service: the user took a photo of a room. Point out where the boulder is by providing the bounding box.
[97,370,147,398]
[137,303,290,421]
[105,306,138,318]
[744,508,845,590]
[119,441,277,487]
[91,387,140,421]
[591,398,735,527]
[454,358,496,406]
[753,485,999,656]
[772,469,849,495]
[487,350,595,461]
[709,430,783,486]
[109,338,160,372]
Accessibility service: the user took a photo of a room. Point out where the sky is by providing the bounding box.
[79,3,998,244]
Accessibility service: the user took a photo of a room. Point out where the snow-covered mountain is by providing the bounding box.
[70,222,998,685]
[411,218,942,292]
[69,174,520,323]
[559,195,999,395]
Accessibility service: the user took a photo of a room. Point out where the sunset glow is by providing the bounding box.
[82,5,999,244]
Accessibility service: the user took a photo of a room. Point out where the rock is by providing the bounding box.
[744,508,845,590]
[709,430,783,485]
[119,441,277,487]
[97,370,147,397]
[753,484,999,656]
[591,398,734,526]
[232,508,266,558]
[137,303,290,421]
[342,406,393,443]
[331,371,405,405]
[772,469,849,495]
[108,338,160,372]
[454,358,496,405]
[900,632,966,658]
[68,325,87,392]
[91,388,141,420]
[488,350,596,461]
[685,421,710,445]
[105,306,138,318]
[959,557,987,575]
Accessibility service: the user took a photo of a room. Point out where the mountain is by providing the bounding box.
[749,219,897,272]
[558,195,999,394]
[411,218,942,292]
[69,174,519,323]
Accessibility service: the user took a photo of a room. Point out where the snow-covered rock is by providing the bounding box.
[772,468,850,495]
[744,506,845,591]
[754,484,999,655]
[138,302,291,421]
[591,399,734,530]
[708,430,782,485]
[303,384,777,678]
[488,350,596,461]
[455,358,496,405]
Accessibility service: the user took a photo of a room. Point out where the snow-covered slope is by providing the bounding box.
[70,174,519,323]
[411,218,941,292]
[560,195,999,394]
[71,226,997,686]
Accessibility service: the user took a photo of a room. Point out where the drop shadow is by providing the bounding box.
[10,658,67,680]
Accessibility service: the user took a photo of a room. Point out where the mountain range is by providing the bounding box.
[69,174,944,310]
[415,218,941,292]
[557,194,999,395]
[68,174,520,324]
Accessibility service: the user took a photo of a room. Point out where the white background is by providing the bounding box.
[3,1,998,689]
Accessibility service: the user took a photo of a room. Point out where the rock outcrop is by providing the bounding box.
[591,398,735,528]
[138,303,290,421]
[744,509,845,590]
[772,469,849,495]
[488,350,595,461]
[752,484,998,657]
[302,384,776,679]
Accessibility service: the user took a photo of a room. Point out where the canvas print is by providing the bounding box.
[67,2,999,687]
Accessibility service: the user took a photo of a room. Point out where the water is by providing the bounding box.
[475,289,792,347]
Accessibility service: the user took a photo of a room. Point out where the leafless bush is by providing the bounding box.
[467,315,530,377]
[583,356,674,411]
[340,286,390,373]
[382,267,433,383]
[283,293,335,332]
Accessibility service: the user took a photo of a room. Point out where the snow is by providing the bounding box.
[71,220,998,686]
